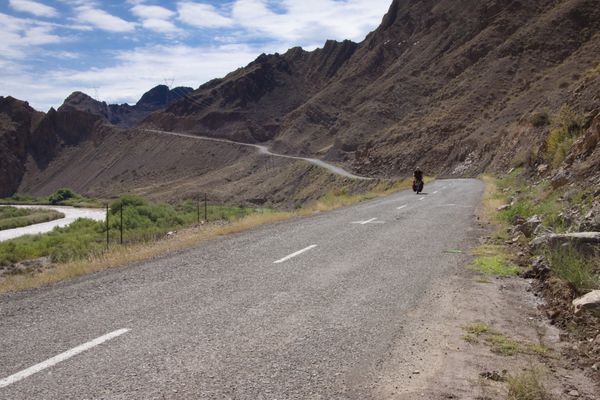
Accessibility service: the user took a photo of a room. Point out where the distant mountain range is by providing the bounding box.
[1,0,599,203]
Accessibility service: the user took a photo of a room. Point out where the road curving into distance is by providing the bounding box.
[0,179,484,399]
[144,129,373,181]
[0,205,105,242]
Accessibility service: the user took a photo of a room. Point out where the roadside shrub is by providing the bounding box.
[545,107,583,167]
[49,188,77,205]
[507,369,553,400]
[0,218,105,266]
[546,245,599,291]
[530,112,549,127]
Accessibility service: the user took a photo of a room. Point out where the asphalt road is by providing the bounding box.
[0,179,483,399]
[0,205,105,242]
[145,129,372,180]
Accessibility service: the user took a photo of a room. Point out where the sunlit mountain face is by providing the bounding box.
[0,0,392,111]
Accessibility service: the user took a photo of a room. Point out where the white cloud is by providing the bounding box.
[2,43,265,110]
[131,4,175,20]
[178,2,234,28]
[231,0,391,43]
[8,0,58,18]
[0,12,64,59]
[76,6,136,32]
[1,0,395,110]
[131,3,180,33]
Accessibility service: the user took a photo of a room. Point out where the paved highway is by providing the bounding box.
[0,179,483,399]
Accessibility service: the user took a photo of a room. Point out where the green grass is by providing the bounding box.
[546,245,600,291]
[464,323,491,335]
[0,195,266,267]
[545,107,584,167]
[0,207,65,231]
[1,189,103,208]
[495,177,578,232]
[507,369,553,400]
[462,324,551,357]
[469,245,520,277]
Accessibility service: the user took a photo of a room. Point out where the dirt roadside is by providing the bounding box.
[373,205,599,398]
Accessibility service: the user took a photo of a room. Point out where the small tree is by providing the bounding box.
[48,188,76,205]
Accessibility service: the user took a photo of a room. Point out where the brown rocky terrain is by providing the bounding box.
[0,97,44,197]
[142,0,600,181]
[2,0,599,205]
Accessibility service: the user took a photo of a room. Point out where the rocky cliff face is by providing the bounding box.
[145,0,600,178]
[0,97,44,197]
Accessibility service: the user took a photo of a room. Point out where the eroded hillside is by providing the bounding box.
[2,0,599,203]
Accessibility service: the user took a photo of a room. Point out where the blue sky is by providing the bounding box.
[0,0,392,111]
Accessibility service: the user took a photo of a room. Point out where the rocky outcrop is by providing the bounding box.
[0,97,44,197]
[531,232,600,254]
[573,290,600,315]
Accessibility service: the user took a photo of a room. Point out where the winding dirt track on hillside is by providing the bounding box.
[145,129,372,180]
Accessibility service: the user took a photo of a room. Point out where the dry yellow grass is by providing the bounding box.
[478,174,505,224]
[0,177,422,294]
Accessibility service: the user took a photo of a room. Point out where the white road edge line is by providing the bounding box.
[0,328,130,389]
[273,245,317,264]
[397,205,408,210]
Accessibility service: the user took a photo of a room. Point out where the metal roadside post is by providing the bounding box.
[120,201,123,245]
[197,194,200,224]
[106,204,109,250]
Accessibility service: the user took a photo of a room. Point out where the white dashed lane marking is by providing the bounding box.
[273,245,318,264]
[0,329,130,388]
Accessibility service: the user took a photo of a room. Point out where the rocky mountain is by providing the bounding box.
[3,0,600,203]
[0,94,113,197]
[144,0,600,179]
[0,97,44,197]
[61,85,193,128]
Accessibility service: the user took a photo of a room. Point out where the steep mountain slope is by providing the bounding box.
[0,97,44,197]
[143,40,358,143]
[145,0,600,178]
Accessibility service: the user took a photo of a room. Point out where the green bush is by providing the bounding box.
[48,188,77,205]
[545,107,583,167]
[531,112,550,127]
[0,219,105,266]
